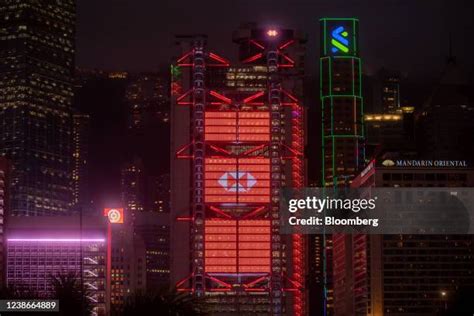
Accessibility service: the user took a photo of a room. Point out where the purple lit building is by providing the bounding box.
[6,216,109,316]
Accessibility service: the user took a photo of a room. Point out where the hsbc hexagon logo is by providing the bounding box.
[218,171,257,192]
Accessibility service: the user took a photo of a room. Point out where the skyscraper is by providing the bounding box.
[6,215,108,316]
[376,68,401,113]
[120,157,145,218]
[109,221,147,311]
[171,24,306,315]
[0,0,75,215]
[320,18,364,187]
[342,158,474,315]
[134,212,171,291]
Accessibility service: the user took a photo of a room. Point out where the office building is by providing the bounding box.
[331,157,474,315]
[146,174,170,213]
[134,212,170,291]
[375,69,401,113]
[320,18,364,187]
[364,107,415,156]
[109,222,146,310]
[120,157,145,218]
[0,0,75,215]
[125,73,169,129]
[6,215,109,316]
[171,24,306,315]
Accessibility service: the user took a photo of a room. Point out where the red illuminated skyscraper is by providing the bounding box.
[171,25,306,315]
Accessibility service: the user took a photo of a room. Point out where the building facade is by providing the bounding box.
[120,157,145,218]
[72,112,90,211]
[134,212,170,291]
[6,215,108,316]
[109,222,146,311]
[320,18,364,187]
[332,159,474,316]
[0,0,75,215]
[171,24,306,315]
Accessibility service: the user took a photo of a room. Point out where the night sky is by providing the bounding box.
[77,0,474,79]
[76,0,474,207]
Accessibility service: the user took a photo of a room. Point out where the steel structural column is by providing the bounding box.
[192,39,206,297]
[267,45,283,316]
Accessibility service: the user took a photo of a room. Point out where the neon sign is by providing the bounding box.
[103,208,124,224]
[331,26,349,54]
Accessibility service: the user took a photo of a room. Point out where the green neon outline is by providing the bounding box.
[320,17,363,186]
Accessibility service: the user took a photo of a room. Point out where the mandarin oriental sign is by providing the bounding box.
[382,159,468,168]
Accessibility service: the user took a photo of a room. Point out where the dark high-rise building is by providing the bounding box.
[72,112,90,211]
[120,157,145,218]
[318,18,365,316]
[146,174,170,213]
[417,57,474,160]
[364,107,415,157]
[0,0,75,215]
[334,158,474,316]
[125,73,169,129]
[376,69,401,113]
[320,18,364,187]
[0,157,10,287]
[134,212,170,291]
[171,24,306,315]
[109,220,147,311]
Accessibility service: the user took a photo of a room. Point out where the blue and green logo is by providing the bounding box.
[331,26,349,54]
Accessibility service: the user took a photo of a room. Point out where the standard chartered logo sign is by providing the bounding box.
[331,26,349,53]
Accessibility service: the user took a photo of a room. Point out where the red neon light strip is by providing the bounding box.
[281,89,299,102]
[177,217,193,221]
[241,206,267,219]
[176,142,193,159]
[242,53,263,64]
[177,51,192,63]
[240,144,267,156]
[209,206,233,219]
[244,288,267,292]
[176,274,193,288]
[243,91,265,104]
[243,275,267,288]
[177,89,193,102]
[209,90,232,104]
[249,39,265,50]
[207,275,232,288]
[209,144,232,155]
[280,53,295,64]
[208,52,230,66]
[282,144,302,156]
[279,39,295,50]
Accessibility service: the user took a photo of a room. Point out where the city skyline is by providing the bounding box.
[1,1,474,315]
